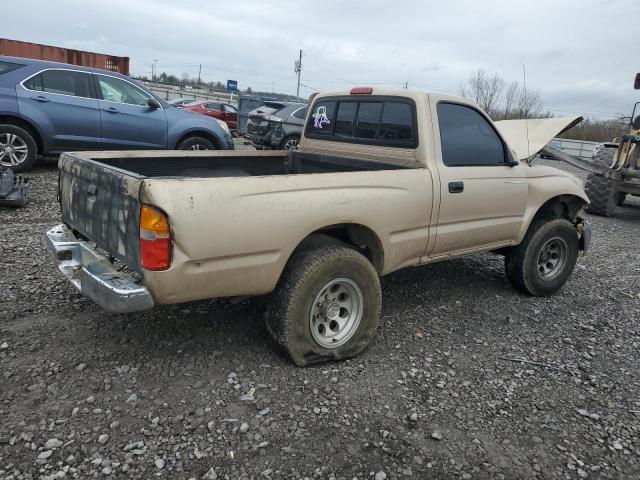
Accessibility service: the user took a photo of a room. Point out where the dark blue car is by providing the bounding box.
[0,56,233,171]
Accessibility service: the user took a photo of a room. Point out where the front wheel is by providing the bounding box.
[505,218,579,296]
[177,136,215,150]
[265,245,381,366]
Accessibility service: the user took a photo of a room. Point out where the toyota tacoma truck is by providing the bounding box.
[46,88,591,366]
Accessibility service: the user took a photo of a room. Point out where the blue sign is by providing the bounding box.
[226,80,238,93]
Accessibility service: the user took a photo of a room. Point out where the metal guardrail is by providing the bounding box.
[141,81,238,106]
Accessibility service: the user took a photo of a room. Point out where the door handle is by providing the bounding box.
[105,107,119,113]
[31,96,49,103]
[448,181,464,193]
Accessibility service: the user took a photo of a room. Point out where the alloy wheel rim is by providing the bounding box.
[309,278,363,348]
[188,144,209,150]
[536,237,568,279]
[284,139,298,150]
[0,133,28,167]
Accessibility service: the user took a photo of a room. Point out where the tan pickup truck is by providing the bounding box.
[47,88,591,366]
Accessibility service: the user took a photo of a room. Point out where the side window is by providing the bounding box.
[24,70,93,98]
[378,102,413,141]
[334,102,357,137]
[355,102,382,139]
[307,101,336,135]
[0,61,24,75]
[292,107,307,120]
[223,104,237,113]
[23,74,44,92]
[206,103,222,110]
[96,75,150,106]
[437,103,505,166]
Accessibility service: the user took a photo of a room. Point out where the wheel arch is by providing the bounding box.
[0,114,44,154]
[289,223,385,274]
[515,194,587,245]
[175,129,221,149]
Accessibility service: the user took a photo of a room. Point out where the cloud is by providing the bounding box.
[2,0,638,119]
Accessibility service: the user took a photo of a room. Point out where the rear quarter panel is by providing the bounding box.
[140,169,433,304]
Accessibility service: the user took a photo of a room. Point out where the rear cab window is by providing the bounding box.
[305,96,417,147]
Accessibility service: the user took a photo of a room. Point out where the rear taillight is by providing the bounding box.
[140,205,171,271]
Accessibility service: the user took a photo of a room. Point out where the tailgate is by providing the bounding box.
[58,153,143,271]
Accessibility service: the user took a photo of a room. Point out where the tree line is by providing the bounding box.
[459,70,627,142]
[137,71,300,101]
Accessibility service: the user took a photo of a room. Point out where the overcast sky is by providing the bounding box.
[3,0,638,119]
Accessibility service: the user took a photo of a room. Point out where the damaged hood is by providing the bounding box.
[494,116,583,161]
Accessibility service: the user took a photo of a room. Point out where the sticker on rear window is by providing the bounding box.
[312,106,331,129]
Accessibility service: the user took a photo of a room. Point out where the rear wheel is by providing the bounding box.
[505,218,579,296]
[265,245,381,366]
[584,173,616,216]
[279,135,300,151]
[177,136,215,150]
[0,124,37,172]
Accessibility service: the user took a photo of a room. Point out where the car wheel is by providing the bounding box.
[0,124,37,172]
[280,136,300,151]
[177,136,216,151]
[265,244,382,367]
[504,218,579,296]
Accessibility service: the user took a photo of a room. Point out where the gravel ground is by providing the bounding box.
[1,155,639,480]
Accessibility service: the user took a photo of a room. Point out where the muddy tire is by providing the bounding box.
[177,136,215,150]
[591,147,615,169]
[584,173,615,216]
[0,124,37,172]
[505,218,579,296]
[265,245,381,367]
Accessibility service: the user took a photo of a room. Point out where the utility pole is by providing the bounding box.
[152,59,158,83]
[294,49,302,100]
[198,64,202,86]
[404,81,408,90]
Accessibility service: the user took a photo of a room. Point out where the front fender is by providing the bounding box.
[515,168,589,244]
[165,108,232,149]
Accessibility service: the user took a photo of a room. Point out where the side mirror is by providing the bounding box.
[506,160,519,167]
[147,98,161,109]
[635,73,640,90]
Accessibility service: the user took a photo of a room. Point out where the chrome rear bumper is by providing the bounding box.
[46,224,154,313]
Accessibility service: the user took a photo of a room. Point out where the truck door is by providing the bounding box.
[94,74,167,149]
[429,101,528,257]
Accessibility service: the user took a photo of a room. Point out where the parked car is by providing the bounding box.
[167,98,196,107]
[0,56,233,171]
[181,100,238,131]
[245,102,306,150]
[47,88,590,366]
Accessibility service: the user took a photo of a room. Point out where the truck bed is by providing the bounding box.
[58,150,415,278]
[86,150,410,178]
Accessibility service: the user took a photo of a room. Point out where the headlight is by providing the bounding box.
[215,119,230,134]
